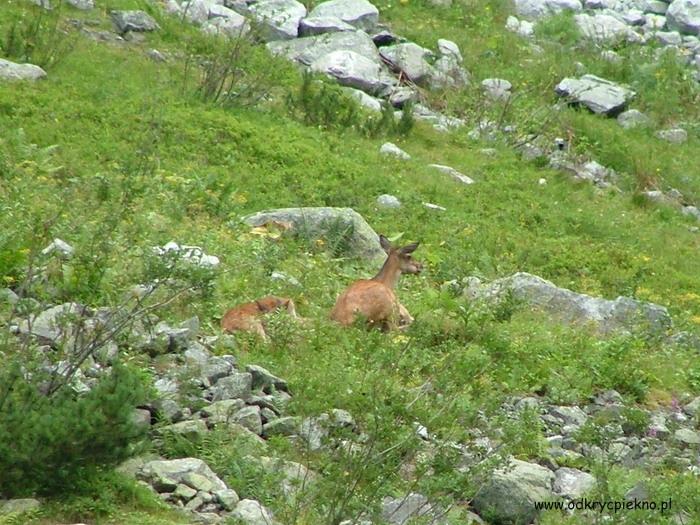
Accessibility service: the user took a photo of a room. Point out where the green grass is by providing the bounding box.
[2,0,700,523]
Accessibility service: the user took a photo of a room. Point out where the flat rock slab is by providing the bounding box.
[0,58,46,81]
[555,74,635,116]
[139,458,227,493]
[464,272,672,335]
[310,49,388,93]
[242,207,385,262]
[267,29,380,65]
[307,0,379,30]
[299,15,356,36]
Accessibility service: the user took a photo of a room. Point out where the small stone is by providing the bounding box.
[683,396,700,416]
[41,238,74,257]
[617,109,652,129]
[656,128,688,144]
[173,483,198,501]
[110,10,159,34]
[157,420,208,441]
[377,194,402,208]
[422,202,446,211]
[380,142,411,160]
[428,164,475,185]
[262,416,300,437]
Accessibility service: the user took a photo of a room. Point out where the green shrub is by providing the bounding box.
[0,361,148,497]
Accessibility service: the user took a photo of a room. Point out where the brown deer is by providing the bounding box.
[330,235,422,331]
[221,295,300,342]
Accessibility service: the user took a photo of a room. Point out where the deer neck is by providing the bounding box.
[372,255,402,289]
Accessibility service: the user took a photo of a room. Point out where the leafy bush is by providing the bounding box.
[0,361,148,497]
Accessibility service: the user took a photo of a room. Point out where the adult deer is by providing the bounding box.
[330,235,422,330]
[221,295,300,342]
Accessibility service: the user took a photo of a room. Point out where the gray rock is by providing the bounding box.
[181,0,212,24]
[19,302,89,344]
[232,499,279,524]
[656,30,683,45]
[377,194,402,208]
[379,43,435,86]
[173,483,198,501]
[428,164,475,185]
[0,499,41,515]
[649,413,670,438]
[617,109,652,129]
[299,15,356,35]
[153,398,184,422]
[299,416,328,450]
[242,206,385,262]
[215,488,240,510]
[574,13,640,43]
[110,10,159,34]
[644,0,669,14]
[263,415,300,437]
[139,458,227,493]
[233,405,263,435]
[683,396,700,416]
[437,38,462,62]
[343,87,383,111]
[667,0,700,35]
[656,128,688,144]
[549,406,588,426]
[0,288,19,305]
[515,0,582,19]
[255,456,318,497]
[423,202,446,211]
[310,49,388,93]
[131,408,152,431]
[202,13,250,38]
[482,78,512,100]
[267,29,380,65]
[472,459,555,525]
[157,420,208,441]
[555,74,635,116]
[464,272,672,335]
[553,467,596,498]
[380,142,411,159]
[201,356,234,385]
[0,58,46,81]
[248,0,306,41]
[66,0,94,8]
[307,0,379,30]
[624,481,649,501]
[247,364,289,392]
[41,238,74,257]
[208,372,252,401]
[381,492,445,524]
[412,103,466,132]
[201,399,246,424]
[388,86,418,107]
[674,428,700,445]
[506,15,535,37]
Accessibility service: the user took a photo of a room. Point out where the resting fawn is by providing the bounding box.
[330,235,422,331]
[221,295,300,342]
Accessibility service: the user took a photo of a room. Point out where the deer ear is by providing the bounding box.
[400,242,419,255]
[379,235,392,254]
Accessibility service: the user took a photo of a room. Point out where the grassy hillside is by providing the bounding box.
[1,0,700,523]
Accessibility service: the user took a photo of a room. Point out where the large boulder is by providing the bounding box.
[667,0,700,34]
[267,29,380,64]
[379,43,435,86]
[0,58,46,81]
[242,207,385,262]
[138,458,227,492]
[555,74,635,116]
[464,272,672,335]
[472,459,555,525]
[310,49,390,93]
[248,0,306,40]
[307,0,379,30]
[574,14,642,43]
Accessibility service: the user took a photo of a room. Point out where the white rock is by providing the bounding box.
[379,142,411,160]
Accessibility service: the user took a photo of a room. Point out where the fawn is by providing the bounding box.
[330,235,422,331]
[221,295,300,342]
